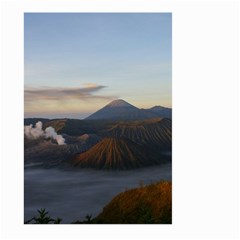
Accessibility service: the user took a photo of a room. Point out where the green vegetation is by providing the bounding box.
[25,181,172,224]
[24,208,62,224]
[72,215,96,224]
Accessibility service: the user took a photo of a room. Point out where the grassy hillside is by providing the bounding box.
[96,180,172,224]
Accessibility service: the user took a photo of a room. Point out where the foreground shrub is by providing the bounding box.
[25,208,62,224]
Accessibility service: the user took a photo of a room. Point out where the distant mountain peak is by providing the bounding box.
[150,106,165,110]
[106,99,133,107]
[85,99,158,120]
[146,105,172,119]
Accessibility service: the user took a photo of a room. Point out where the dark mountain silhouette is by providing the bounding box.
[42,119,112,136]
[62,133,100,145]
[85,99,158,121]
[24,118,50,126]
[146,106,172,119]
[106,118,171,150]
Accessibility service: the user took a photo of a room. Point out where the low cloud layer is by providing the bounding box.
[25,84,115,102]
[24,121,65,145]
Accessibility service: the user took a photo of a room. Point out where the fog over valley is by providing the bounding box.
[25,163,171,223]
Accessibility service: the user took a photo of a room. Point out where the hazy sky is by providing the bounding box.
[24,13,172,119]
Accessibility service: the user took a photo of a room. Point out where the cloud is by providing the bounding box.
[25,84,115,102]
[82,83,100,88]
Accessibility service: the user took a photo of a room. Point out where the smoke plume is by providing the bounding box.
[45,127,65,145]
[24,121,65,145]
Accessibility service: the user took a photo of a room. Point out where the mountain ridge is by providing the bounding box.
[146,106,172,119]
[72,137,169,170]
[86,99,171,121]
[25,99,172,170]
[106,118,171,149]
